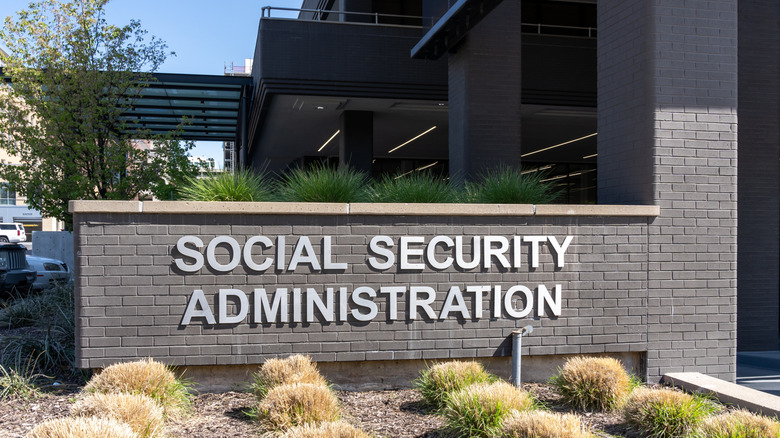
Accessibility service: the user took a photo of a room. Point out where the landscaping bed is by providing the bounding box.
[1,383,642,438]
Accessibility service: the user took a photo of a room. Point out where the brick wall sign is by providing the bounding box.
[71,201,736,383]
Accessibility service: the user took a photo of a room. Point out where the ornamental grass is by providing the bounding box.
[275,162,369,203]
[279,421,371,438]
[550,356,635,411]
[180,168,274,202]
[256,382,341,432]
[370,171,457,203]
[465,166,562,204]
[500,410,594,438]
[413,360,495,409]
[25,416,138,438]
[251,354,328,400]
[623,387,719,438]
[442,381,536,438]
[83,358,191,418]
[696,409,780,437]
[71,392,165,438]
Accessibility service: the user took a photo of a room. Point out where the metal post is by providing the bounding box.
[511,325,533,387]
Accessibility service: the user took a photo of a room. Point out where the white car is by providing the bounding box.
[26,255,73,290]
[0,223,26,243]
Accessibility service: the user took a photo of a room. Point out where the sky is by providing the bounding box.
[0,0,305,167]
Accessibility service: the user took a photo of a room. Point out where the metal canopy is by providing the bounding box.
[121,73,252,141]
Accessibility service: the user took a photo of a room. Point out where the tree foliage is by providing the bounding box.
[0,0,198,229]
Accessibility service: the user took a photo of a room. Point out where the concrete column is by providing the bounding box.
[737,0,780,351]
[447,0,522,183]
[598,0,738,381]
[339,110,373,174]
[339,0,372,23]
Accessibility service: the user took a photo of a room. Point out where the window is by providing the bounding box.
[0,184,15,205]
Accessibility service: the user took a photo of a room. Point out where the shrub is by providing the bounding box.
[26,416,138,438]
[71,392,165,438]
[275,162,369,203]
[413,360,495,409]
[180,168,274,202]
[251,354,327,399]
[623,387,719,438]
[257,382,341,432]
[442,381,536,438]
[550,356,635,411]
[465,166,561,204]
[696,409,780,437]
[0,285,76,378]
[500,410,594,438]
[370,172,457,203]
[280,421,370,438]
[83,358,192,417]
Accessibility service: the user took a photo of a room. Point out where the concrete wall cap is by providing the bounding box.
[69,200,660,217]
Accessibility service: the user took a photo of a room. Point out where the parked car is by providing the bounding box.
[0,223,26,243]
[0,244,35,296]
[26,255,72,291]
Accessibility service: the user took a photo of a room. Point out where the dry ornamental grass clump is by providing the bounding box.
[279,421,371,438]
[623,387,719,438]
[696,409,780,437]
[83,358,191,417]
[257,382,341,432]
[71,392,165,438]
[414,360,495,408]
[500,410,594,438]
[252,354,328,399]
[25,416,139,438]
[551,356,634,411]
[442,381,536,438]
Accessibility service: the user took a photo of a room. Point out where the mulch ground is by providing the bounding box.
[0,382,642,438]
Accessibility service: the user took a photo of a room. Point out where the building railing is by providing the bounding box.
[261,6,596,39]
[261,6,423,28]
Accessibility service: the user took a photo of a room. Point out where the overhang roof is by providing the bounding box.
[1,69,252,142]
[122,73,252,141]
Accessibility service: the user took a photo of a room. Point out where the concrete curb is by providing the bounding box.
[663,372,780,418]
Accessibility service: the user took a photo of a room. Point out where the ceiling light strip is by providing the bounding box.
[582,153,597,159]
[317,130,340,152]
[388,126,437,153]
[521,132,598,158]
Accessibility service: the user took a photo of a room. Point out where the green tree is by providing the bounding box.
[0,0,198,229]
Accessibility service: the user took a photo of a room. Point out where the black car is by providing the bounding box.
[0,244,36,297]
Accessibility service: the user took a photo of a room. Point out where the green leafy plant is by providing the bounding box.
[370,171,457,203]
[275,162,370,203]
[465,166,562,204]
[442,381,536,438]
[695,409,780,438]
[500,410,594,438]
[180,168,274,202]
[413,360,495,409]
[550,356,637,412]
[623,387,720,438]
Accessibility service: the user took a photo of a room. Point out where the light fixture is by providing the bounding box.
[317,130,340,152]
[388,126,437,153]
[582,153,597,159]
[394,161,440,179]
[315,106,326,110]
[521,132,598,158]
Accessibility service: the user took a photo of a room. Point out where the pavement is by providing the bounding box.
[737,349,780,397]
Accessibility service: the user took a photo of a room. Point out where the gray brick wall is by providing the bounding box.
[598,1,738,380]
[737,0,780,350]
[74,211,659,377]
